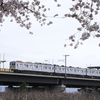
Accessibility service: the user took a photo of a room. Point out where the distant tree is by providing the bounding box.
[19,82,29,92]
[0,0,100,48]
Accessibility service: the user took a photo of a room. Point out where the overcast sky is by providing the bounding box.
[0,0,100,68]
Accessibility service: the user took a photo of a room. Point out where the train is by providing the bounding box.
[8,60,100,78]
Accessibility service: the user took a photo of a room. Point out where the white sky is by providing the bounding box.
[0,0,100,68]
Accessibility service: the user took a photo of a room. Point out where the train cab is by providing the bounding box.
[10,61,16,70]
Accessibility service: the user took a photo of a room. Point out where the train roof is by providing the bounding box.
[88,66,100,69]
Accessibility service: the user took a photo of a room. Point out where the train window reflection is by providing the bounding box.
[24,64,28,67]
[30,65,33,67]
[34,65,38,68]
[49,67,51,70]
[20,64,23,67]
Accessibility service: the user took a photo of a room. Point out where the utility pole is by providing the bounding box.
[3,54,5,68]
[64,55,69,78]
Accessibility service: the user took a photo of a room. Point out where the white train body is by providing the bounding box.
[66,67,86,76]
[10,61,54,74]
[10,61,100,78]
[87,69,100,77]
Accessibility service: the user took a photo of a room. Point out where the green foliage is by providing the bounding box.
[19,82,29,92]
[0,60,6,63]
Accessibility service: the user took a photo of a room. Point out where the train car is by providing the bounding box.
[54,65,65,76]
[33,62,54,75]
[10,61,55,75]
[86,68,100,78]
[62,67,86,77]
[54,65,87,77]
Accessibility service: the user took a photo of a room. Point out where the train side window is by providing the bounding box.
[62,68,65,70]
[20,64,23,67]
[43,66,47,69]
[70,69,72,71]
[24,64,28,67]
[39,65,42,69]
[49,67,51,70]
[52,67,54,70]
[45,66,47,69]
[17,64,18,67]
[59,68,61,70]
[78,70,81,73]
[30,65,33,67]
[92,71,94,73]
[34,65,38,68]
[67,69,69,71]
[77,70,79,72]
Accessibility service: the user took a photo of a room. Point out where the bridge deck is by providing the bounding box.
[0,72,100,88]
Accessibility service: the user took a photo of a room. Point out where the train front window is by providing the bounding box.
[10,62,15,66]
[12,62,15,66]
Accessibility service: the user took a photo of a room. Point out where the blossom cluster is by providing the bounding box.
[0,0,51,34]
[65,0,100,48]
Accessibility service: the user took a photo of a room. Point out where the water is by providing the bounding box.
[65,88,80,93]
[0,86,6,92]
[0,86,79,93]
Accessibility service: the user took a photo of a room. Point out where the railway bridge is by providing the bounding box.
[0,72,100,92]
